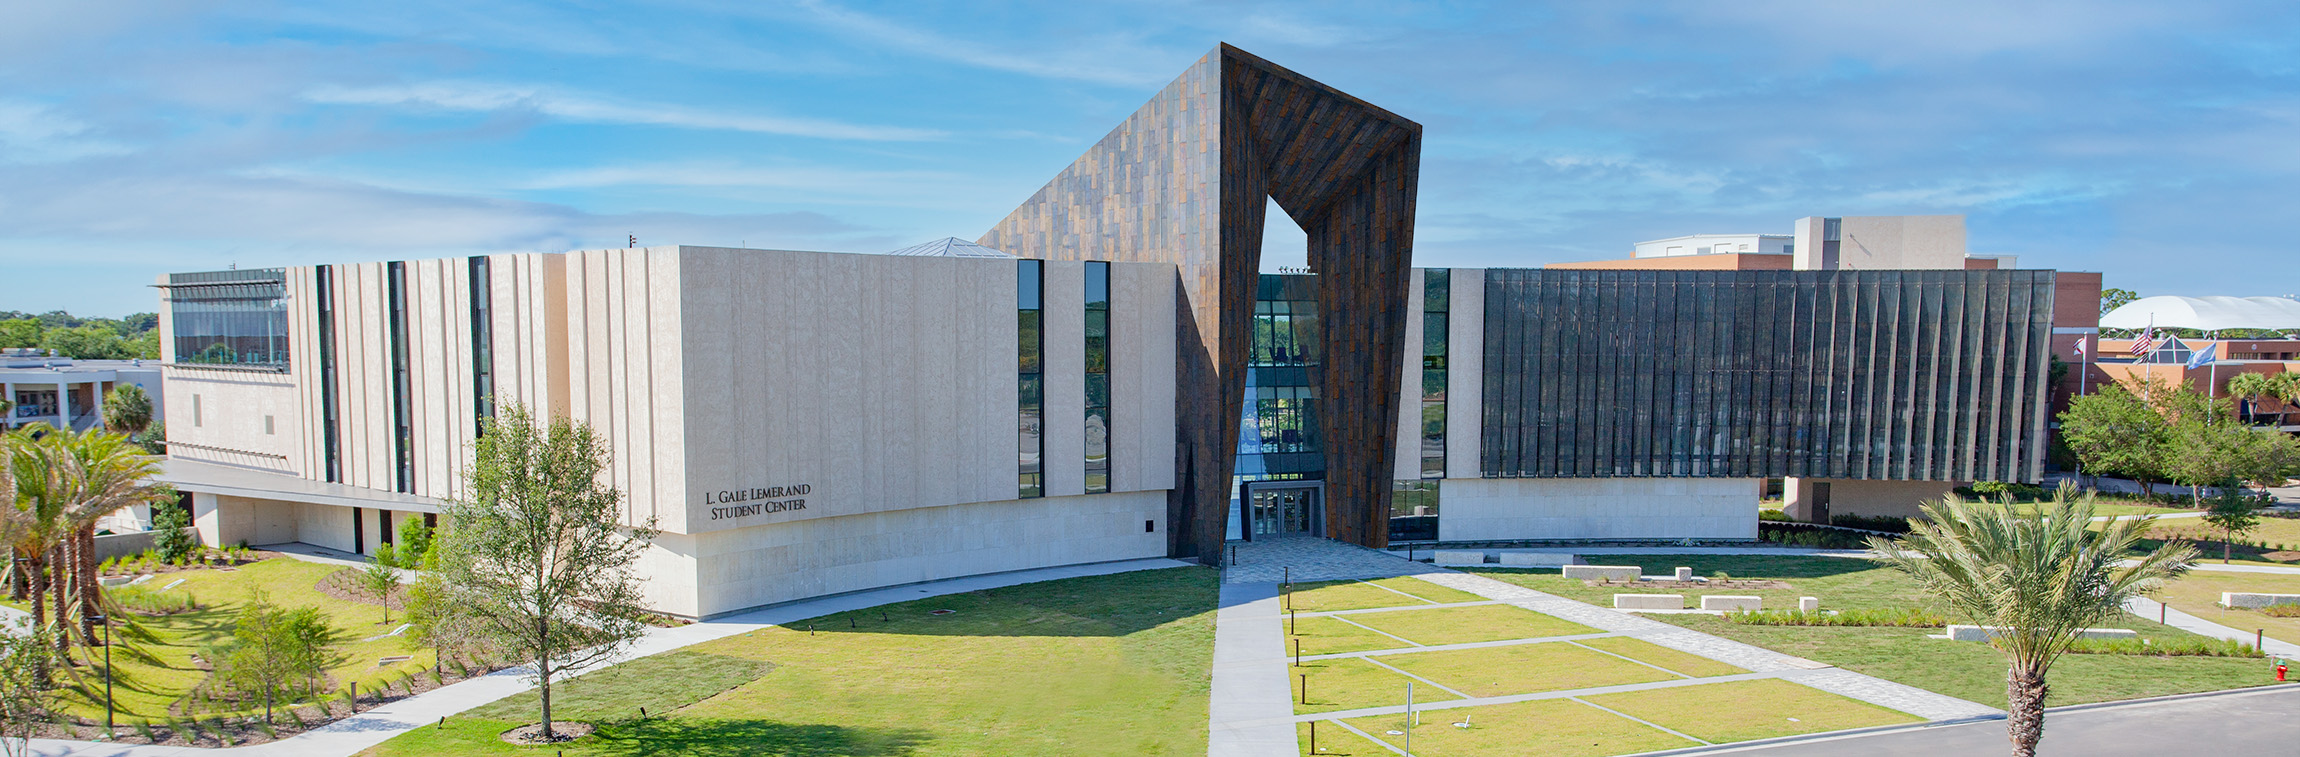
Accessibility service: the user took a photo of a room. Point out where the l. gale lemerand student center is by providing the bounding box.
[148,45,2095,619]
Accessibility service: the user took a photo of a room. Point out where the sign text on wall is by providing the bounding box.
[705,483,810,521]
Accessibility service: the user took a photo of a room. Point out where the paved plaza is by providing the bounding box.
[1209,537,2000,757]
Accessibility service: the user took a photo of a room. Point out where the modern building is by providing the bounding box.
[1531,215,2094,524]
[1632,233,1793,259]
[2,350,162,433]
[150,46,2085,618]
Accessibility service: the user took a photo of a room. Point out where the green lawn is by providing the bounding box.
[1473,554,1941,615]
[1472,556,2279,709]
[362,566,1219,756]
[1575,637,1748,678]
[1344,699,1694,757]
[1345,604,1597,646]
[1292,657,1451,714]
[1376,642,1678,698]
[1284,576,1481,613]
[1581,679,1918,743]
[54,557,434,721]
[1288,616,1410,656]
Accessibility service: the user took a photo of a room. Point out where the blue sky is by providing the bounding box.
[6,1,2299,316]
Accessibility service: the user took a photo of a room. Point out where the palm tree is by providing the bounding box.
[2268,372,2300,428]
[1867,484,2195,757]
[2227,372,2271,424]
[100,385,152,436]
[48,429,169,644]
[3,425,73,647]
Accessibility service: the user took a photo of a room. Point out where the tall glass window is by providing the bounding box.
[165,269,290,367]
[468,256,496,435]
[1421,269,1449,478]
[387,262,415,494]
[1018,260,1045,498]
[316,265,342,483]
[1084,261,1111,494]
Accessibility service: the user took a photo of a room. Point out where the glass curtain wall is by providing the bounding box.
[1479,269,2056,483]
[1084,261,1112,494]
[387,262,415,494]
[166,269,290,367]
[1018,260,1045,498]
[1229,274,1324,538]
[1393,269,1449,542]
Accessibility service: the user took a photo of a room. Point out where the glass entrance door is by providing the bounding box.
[1248,484,1322,539]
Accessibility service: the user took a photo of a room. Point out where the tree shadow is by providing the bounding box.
[759,566,1219,640]
[579,717,932,757]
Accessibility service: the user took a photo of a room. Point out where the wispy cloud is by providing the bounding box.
[790,0,1175,87]
[302,81,946,141]
[0,100,133,163]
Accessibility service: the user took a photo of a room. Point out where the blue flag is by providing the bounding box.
[2186,341,2217,369]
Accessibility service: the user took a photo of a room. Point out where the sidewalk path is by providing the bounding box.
[27,557,1192,757]
[2124,596,2300,657]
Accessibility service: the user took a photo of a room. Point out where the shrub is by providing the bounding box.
[2260,604,2300,618]
[151,505,197,564]
[2069,636,2261,657]
[1758,509,1791,522]
[1830,513,1914,533]
[1726,607,1946,627]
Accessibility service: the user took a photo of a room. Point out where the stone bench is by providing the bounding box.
[1700,595,1763,612]
[1433,550,1489,566]
[1499,552,1578,567]
[1563,565,1642,581]
[1799,597,1820,613]
[1614,594,1683,610]
[2221,592,2300,610]
[1946,625,2139,642]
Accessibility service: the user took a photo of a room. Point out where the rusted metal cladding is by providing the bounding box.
[979,44,1420,562]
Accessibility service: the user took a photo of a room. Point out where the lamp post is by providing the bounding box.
[86,613,111,735]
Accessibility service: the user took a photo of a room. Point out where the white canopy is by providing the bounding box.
[2100,295,2300,331]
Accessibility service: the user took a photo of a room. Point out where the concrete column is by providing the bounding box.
[191,492,223,547]
[92,380,105,431]
[2,382,12,428]
[1783,477,1831,524]
[56,381,69,429]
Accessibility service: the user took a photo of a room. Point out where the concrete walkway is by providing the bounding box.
[26,557,1193,757]
[2124,596,2300,657]
[1208,539,2000,757]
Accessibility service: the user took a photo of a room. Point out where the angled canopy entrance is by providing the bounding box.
[980,44,1421,563]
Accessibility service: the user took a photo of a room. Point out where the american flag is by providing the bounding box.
[2129,328,2156,356]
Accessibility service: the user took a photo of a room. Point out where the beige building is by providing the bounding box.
[158,247,1178,618]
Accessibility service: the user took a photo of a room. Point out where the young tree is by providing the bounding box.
[0,629,62,757]
[2058,383,2172,497]
[1869,485,2193,757]
[150,500,197,564]
[359,543,403,624]
[208,591,345,723]
[2202,481,2263,564]
[101,384,154,436]
[435,405,659,741]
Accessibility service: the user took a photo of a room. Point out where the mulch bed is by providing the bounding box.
[1587,578,1792,590]
[500,721,596,744]
[317,567,407,611]
[24,653,517,747]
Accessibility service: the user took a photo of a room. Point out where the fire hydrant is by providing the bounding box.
[2278,661,2288,682]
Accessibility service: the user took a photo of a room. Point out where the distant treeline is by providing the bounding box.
[0,310,162,360]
